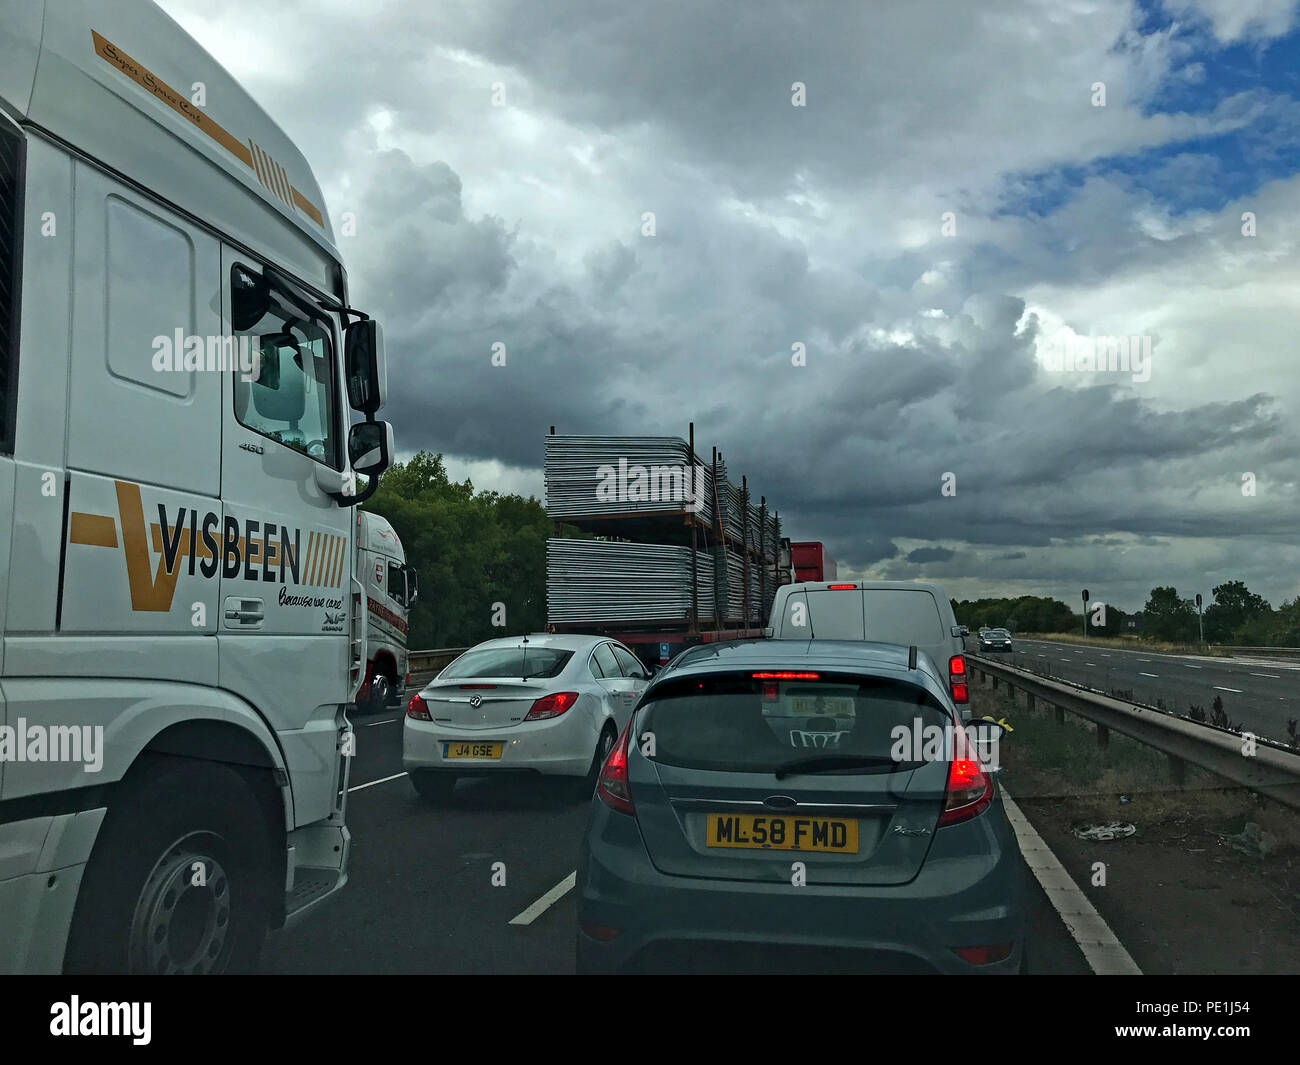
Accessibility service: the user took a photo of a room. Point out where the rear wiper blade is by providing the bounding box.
[774,755,923,779]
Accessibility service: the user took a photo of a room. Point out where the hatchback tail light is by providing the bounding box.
[596,716,636,816]
[938,724,993,827]
[524,691,579,721]
[948,654,968,704]
[952,943,1012,965]
[406,693,431,721]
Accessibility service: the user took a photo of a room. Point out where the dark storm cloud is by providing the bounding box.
[907,547,956,563]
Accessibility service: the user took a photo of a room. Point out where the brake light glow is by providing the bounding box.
[524,691,580,721]
[751,672,820,680]
[948,654,969,704]
[406,694,431,721]
[596,717,636,815]
[938,726,993,827]
[952,944,1012,965]
[827,584,856,590]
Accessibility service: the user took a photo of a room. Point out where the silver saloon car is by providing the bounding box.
[575,639,1028,974]
[403,634,651,801]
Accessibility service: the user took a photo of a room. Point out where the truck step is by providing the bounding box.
[285,868,342,917]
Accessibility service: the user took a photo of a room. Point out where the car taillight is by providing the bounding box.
[524,691,579,721]
[596,716,635,816]
[949,654,968,704]
[406,694,431,721]
[952,944,1012,965]
[827,583,856,590]
[938,725,993,827]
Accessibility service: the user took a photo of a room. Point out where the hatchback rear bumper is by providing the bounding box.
[576,794,1027,975]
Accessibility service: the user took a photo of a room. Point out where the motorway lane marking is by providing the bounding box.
[1086,662,1096,666]
[1213,686,1244,693]
[1101,654,1112,658]
[1037,654,1047,658]
[365,717,399,726]
[1059,658,1071,662]
[1002,792,1142,976]
[1139,672,1158,677]
[1183,665,1201,670]
[1250,672,1280,679]
[509,871,577,926]
[348,771,408,793]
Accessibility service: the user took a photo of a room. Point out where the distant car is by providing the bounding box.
[766,580,970,720]
[979,628,1013,652]
[575,639,1028,974]
[403,634,651,801]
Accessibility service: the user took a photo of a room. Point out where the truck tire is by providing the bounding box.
[64,756,275,975]
[365,671,393,714]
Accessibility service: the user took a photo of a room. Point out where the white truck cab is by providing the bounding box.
[0,0,394,972]
[356,510,418,712]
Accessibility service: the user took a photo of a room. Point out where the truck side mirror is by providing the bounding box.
[349,420,393,476]
[344,318,386,414]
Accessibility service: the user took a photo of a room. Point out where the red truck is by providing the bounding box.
[791,541,837,582]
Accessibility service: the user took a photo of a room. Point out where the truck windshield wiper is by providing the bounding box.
[773,755,923,779]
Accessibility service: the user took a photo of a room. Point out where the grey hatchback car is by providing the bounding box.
[575,640,1028,974]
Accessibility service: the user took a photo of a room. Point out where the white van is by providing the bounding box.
[766,581,971,718]
[0,0,393,972]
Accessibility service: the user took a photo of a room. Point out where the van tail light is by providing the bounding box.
[938,723,993,827]
[406,694,431,721]
[596,716,636,816]
[949,654,968,704]
[524,691,579,721]
[827,584,856,590]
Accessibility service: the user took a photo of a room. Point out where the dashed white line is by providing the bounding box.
[509,871,577,926]
[1085,662,1096,666]
[1037,654,1048,658]
[1213,686,1243,693]
[1183,665,1201,670]
[1139,672,1158,677]
[1002,793,1141,975]
[1250,672,1280,679]
[348,771,408,793]
[365,717,399,726]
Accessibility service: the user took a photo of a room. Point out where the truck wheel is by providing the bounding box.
[64,756,275,975]
[366,672,393,714]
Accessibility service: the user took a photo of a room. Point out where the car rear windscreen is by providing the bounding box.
[440,647,573,680]
[641,674,950,773]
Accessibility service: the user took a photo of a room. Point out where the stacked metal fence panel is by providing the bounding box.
[545,435,713,523]
[545,433,780,629]
[546,539,715,623]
